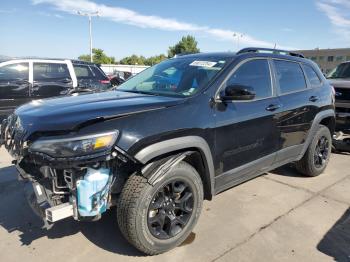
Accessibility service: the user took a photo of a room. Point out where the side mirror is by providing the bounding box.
[221,84,256,101]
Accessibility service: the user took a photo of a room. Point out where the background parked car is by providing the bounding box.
[327,61,350,152]
[0,58,111,121]
[108,70,133,87]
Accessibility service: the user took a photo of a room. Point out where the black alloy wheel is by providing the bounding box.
[147,180,194,239]
[314,136,330,168]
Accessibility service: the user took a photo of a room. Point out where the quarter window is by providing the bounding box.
[303,64,322,86]
[0,63,29,81]
[274,60,306,94]
[34,63,71,81]
[226,59,272,99]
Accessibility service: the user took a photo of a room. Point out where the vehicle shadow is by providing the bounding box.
[317,207,350,261]
[0,167,144,257]
[269,163,306,178]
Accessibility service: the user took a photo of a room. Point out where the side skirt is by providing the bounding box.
[214,144,303,195]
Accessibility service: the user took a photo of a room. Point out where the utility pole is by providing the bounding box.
[233,33,244,51]
[77,11,99,62]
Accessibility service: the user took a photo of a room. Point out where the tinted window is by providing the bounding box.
[34,63,71,81]
[0,63,29,81]
[73,65,92,78]
[328,62,350,79]
[226,59,272,99]
[303,64,321,86]
[90,66,108,80]
[274,60,306,94]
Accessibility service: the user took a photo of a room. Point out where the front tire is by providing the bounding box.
[296,125,332,177]
[117,161,203,255]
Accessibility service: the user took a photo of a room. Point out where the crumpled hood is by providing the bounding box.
[15,90,182,133]
[328,79,350,88]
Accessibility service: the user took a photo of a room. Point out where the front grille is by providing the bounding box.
[335,87,350,101]
[0,114,26,158]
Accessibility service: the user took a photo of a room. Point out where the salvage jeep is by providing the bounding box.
[0,47,335,255]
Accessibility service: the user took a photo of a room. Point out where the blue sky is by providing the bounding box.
[1,0,350,60]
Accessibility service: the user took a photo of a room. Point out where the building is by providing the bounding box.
[296,48,350,75]
[100,64,149,76]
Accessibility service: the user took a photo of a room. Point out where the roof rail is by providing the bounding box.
[237,47,305,58]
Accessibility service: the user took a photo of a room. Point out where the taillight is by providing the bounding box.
[99,80,110,84]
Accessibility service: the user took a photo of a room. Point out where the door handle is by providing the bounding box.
[61,78,72,84]
[266,104,281,112]
[309,96,319,102]
[14,79,29,85]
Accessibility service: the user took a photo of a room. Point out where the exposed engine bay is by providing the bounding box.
[0,114,138,227]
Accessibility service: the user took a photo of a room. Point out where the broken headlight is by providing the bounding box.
[29,131,119,157]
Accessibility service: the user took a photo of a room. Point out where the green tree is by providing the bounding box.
[145,54,167,66]
[119,54,147,65]
[78,48,116,64]
[168,35,200,58]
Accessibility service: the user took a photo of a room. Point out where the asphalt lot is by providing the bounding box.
[0,147,350,262]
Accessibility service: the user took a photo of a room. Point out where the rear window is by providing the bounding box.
[303,64,322,86]
[274,60,307,94]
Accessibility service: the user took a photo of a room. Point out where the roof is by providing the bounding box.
[175,52,237,59]
[0,57,98,65]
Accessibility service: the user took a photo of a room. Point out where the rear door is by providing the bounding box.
[273,59,318,163]
[214,58,280,188]
[32,62,73,98]
[0,62,30,120]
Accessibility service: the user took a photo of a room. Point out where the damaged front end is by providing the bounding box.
[0,114,139,226]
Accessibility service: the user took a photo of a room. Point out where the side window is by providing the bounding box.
[73,65,93,79]
[226,59,272,99]
[303,64,322,87]
[274,60,306,94]
[34,63,71,81]
[0,63,29,81]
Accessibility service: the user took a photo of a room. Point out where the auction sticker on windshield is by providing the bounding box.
[190,61,217,67]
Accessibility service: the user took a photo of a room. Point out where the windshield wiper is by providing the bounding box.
[118,90,159,96]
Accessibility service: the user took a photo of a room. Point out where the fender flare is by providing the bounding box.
[297,109,335,160]
[134,136,215,197]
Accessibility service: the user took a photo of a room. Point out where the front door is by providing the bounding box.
[32,62,73,98]
[0,62,30,120]
[214,59,280,187]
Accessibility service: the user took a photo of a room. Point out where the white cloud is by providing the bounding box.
[317,0,350,39]
[37,11,64,18]
[32,0,293,49]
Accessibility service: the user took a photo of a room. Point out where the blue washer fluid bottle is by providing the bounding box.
[77,167,111,217]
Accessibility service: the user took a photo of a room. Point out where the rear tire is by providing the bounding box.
[296,125,332,177]
[117,161,203,255]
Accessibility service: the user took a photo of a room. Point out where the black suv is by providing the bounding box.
[0,48,335,255]
[0,58,110,121]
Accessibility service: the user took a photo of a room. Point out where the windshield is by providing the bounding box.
[117,57,229,97]
[328,62,350,79]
